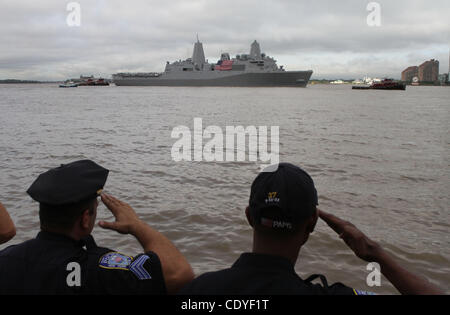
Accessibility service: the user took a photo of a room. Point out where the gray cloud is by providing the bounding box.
[0,0,449,80]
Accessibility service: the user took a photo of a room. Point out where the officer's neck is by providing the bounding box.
[41,227,89,241]
[252,232,304,266]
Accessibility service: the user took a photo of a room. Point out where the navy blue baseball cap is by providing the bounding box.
[249,163,318,232]
[27,160,109,206]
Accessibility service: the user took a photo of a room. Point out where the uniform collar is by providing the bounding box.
[36,231,97,249]
[232,253,296,273]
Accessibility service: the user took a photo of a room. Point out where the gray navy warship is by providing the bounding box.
[113,39,313,87]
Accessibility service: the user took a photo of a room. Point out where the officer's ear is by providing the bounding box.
[245,206,254,227]
[80,209,94,230]
[306,208,319,234]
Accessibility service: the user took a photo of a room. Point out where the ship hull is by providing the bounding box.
[113,71,313,87]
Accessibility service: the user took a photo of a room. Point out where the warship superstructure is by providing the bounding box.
[113,39,313,87]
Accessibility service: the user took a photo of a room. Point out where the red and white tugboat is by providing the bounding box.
[353,78,406,90]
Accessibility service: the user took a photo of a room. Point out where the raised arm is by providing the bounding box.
[318,209,443,295]
[0,202,16,244]
[98,193,194,294]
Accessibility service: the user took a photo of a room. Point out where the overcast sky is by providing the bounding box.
[1,0,449,80]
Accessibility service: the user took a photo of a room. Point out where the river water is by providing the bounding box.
[0,83,448,294]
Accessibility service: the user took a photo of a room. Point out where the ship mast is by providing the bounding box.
[192,35,206,70]
[250,40,262,60]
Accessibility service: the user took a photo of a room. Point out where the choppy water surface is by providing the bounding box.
[0,84,448,294]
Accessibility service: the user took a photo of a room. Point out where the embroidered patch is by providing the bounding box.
[129,255,152,280]
[99,252,132,270]
[354,289,376,295]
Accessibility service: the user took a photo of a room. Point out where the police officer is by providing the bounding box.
[0,160,194,294]
[0,202,16,244]
[180,163,443,295]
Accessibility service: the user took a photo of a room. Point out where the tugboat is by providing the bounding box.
[59,81,78,88]
[353,78,406,90]
[60,76,110,87]
[371,78,406,90]
[78,77,110,86]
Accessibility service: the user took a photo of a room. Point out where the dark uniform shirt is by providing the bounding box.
[179,253,357,295]
[0,231,166,295]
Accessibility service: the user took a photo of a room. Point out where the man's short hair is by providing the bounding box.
[39,198,97,231]
[250,205,317,236]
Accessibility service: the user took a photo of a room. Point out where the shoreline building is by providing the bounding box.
[402,59,439,85]
[438,73,449,85]
[418,59,439,83]
[401,66,418,83]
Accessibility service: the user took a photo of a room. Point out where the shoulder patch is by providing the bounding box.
[99,252,133,270]
[354,289,376,295]
[129,255,152,280]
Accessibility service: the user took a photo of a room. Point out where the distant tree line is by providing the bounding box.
[0,79,43,84]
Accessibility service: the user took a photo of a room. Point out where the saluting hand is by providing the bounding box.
[0,202,16,244]
[318,209,382,262]
[98,193,143,235]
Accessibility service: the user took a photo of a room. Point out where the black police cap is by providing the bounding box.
[27,160,109,206]
[249,163,318,232]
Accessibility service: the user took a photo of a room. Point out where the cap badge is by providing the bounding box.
[265,191,280,204]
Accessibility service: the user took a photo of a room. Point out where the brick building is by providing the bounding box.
[418,59,439,83]
[401,66,418,82]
